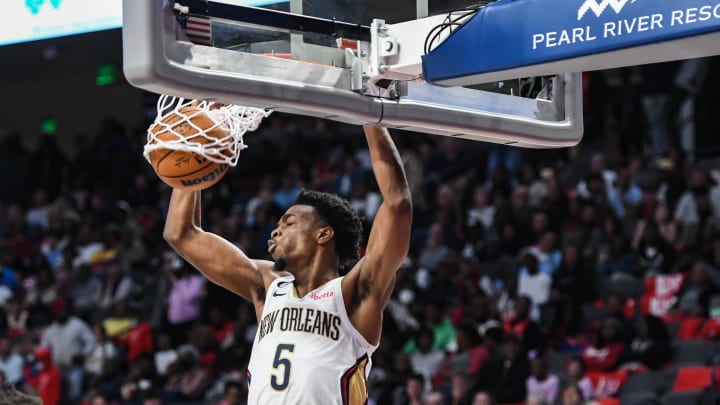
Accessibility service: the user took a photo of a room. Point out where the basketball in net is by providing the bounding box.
[144,96,270,191]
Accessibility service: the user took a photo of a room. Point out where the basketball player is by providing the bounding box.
[163,125,412,404]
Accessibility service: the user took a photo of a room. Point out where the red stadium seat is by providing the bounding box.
[671,366,712,392]
[594,397,621,405]
[676,317,705,340]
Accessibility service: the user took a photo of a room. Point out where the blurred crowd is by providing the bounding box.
[0,58,718,405]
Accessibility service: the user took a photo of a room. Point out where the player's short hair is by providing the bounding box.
[294,190,362,273]
[0,388,42,405]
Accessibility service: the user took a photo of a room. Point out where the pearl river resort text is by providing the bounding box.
[532,4,720,50]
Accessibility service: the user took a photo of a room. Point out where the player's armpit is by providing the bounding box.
[357,200,412,302]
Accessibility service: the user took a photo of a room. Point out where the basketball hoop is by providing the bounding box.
[143,95,271,167]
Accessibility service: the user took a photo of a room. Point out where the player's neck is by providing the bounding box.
[288,252,339,297]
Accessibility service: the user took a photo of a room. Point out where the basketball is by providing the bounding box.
[147,106,231,191]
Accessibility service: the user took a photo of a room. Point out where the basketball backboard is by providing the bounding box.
[122,0,584,148]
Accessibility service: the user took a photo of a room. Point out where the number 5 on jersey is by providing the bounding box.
[271,344,295,391]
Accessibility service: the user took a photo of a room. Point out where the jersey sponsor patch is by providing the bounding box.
[310,291,334,300]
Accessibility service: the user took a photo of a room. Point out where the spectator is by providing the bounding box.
[526,392,549,405]
[632,202,677,249]
[379,352,415,404]
[86,393,109,405]
[518,253,552,317]
[408,327,445,386]
[70,265,102,317]
[154,332,178,377]
[217,322,252,373]
[678,261,718,314]
[580,318,625,372]
[450,371,474,405]
[612,167,643,218]
[560,383,595,405]
[497,275,519,322]
[584,172,622,221]
[213,381,243,405]
[102,302,134,339]
[478,335,530,404]
[549,299,588,351]
[97,258,133,314]
[512,185,534,230]
[24,347,61,405]
[600,291,636,342]
[404,300,456,354]
[433,323,489,387]
[85,323,118,377]
[0,262,20,291]
[503,295,545,354]
[467,187,495,232]
[25,190,50,230]
[121,353,160,404]
[577,153,617,200]
[0,335,23,385]
[5,297,28,336]
[166,260,206,346]
[598,235,637,279]
[273,173,302,209]
[526,355,560,404]
[640,62,677,160]
[565,356,594,400]
[40,298,96,370]
[392,373,424,405]
[64,350,87,404]
[426,390,446,405]
[674,165,720,248]
[143,390,163,405]
[553,243,596,305]
[621,314,672,370]
[525,230,563,277]
[471,390,495,405]
[633,220,676,276]
[418,223,450,271]
[349,179,381,222]
[24,267,57,314]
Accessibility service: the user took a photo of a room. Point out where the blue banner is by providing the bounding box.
[422,0,720,83]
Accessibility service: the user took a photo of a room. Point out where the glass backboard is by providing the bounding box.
[122,0,584,148]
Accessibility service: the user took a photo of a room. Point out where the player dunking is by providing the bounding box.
[163,125,412,404]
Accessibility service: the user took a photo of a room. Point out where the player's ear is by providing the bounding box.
[316,226,334,245]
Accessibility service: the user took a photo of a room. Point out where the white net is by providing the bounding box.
[143,95,271,166]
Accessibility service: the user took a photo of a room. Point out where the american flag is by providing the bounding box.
[178,15,212,45]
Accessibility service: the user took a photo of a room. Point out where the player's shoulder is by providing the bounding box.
[253,260,292,290]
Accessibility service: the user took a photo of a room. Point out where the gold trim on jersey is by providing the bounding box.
[340,354,369,405]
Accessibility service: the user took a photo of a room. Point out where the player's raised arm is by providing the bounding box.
[163,188,269,311]
[345,126,412,321]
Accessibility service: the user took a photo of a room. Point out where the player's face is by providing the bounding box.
[269,205,323,268]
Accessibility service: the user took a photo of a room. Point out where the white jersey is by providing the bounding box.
[247,275,377,405]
